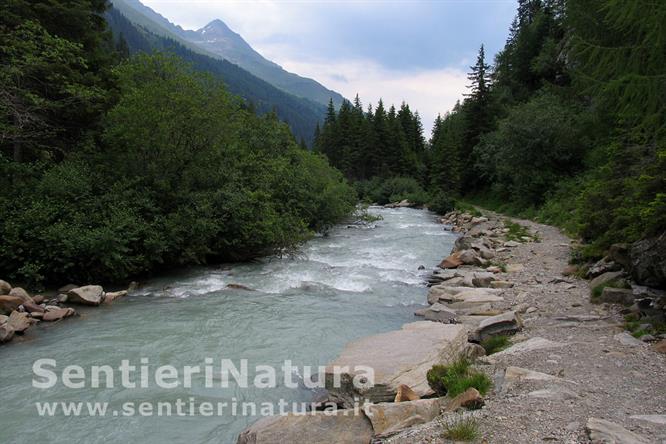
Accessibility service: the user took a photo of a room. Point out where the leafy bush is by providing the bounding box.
[0,55,355,286]
[355,176,429,206]
[428,192,456,215]
[474,92,589,207]
[427,359,492,397]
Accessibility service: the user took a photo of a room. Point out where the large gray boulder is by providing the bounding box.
[423,303,457,323]
[236,410,373,444]
[7,311,33,334]
[363,398,445,436]
[631,235,666,289]
[8,287,32,303]
[0,280,11,295]
[589,271,624,290]
[470,311,523,342]
[0,296,24,315]
[67,285,104,306]
[325,322,468,405]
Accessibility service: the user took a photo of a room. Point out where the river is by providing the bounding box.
[0,207,455,444]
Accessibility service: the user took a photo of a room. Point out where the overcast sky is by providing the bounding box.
[141,0,517,135]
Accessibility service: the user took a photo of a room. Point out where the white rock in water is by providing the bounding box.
[67,285,104,306]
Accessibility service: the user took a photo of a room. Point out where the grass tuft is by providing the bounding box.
[503,219,533,241]
[481,335,511,355]
[443,417,480,441]
[427,359,492,397]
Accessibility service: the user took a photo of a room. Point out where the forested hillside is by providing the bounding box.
[317,0,665,259]
[429,0,665,258]
[0,0,355,286]
[106,7,326,145]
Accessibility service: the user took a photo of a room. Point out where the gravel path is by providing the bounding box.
[385,211,666,443]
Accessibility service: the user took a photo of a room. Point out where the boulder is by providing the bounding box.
[459,250,481,266]
[423,303,457,323]
[42,307,75,322]
[454,236,476,253]
[586,257,621,278]
[364,398,444,436]
[413,307,428,317]
[435,289,504,305]
[589,271,624,290]
[7,311,33,334]
[67,285,104,306]
[0,280,11,295]
[615,332,643,347]
[8,287,32,303]
[598,287,634,305]
[485,337,565,361]
[439,252,463,269]
[22,301,45,314]
[0,296,24,315]
[58,284,79,293]
[0,324,14,343]
[586,418,648,444]
[470,311,522,342]
[445,388,483,412]
[237,410,374,444]
[503,241,520,248]
[630,235,666,289]
[609,243,632,269]
[32,295,45,304]
[103,290,128,305]
[394,384,420,402]
[325,322,468,405]
[472,273,496,288]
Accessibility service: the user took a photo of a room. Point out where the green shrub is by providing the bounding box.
[428,192,456,215]
[0,55,356,286]
[481,335,510,355]
[427,359,492,397]
[443,417,480,441]
[356,176,429,206]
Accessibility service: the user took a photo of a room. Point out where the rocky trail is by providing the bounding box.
[240,208,666,443]
[386,211,666,443]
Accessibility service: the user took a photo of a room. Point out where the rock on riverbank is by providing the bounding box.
[0,280,132,346]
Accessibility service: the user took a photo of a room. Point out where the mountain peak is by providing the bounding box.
[200,19,235,36]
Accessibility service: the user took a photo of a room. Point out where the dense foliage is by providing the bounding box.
[0,2,355,286]
[428,0,665,256]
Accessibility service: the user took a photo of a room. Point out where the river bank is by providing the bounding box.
[238,208,666,443]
